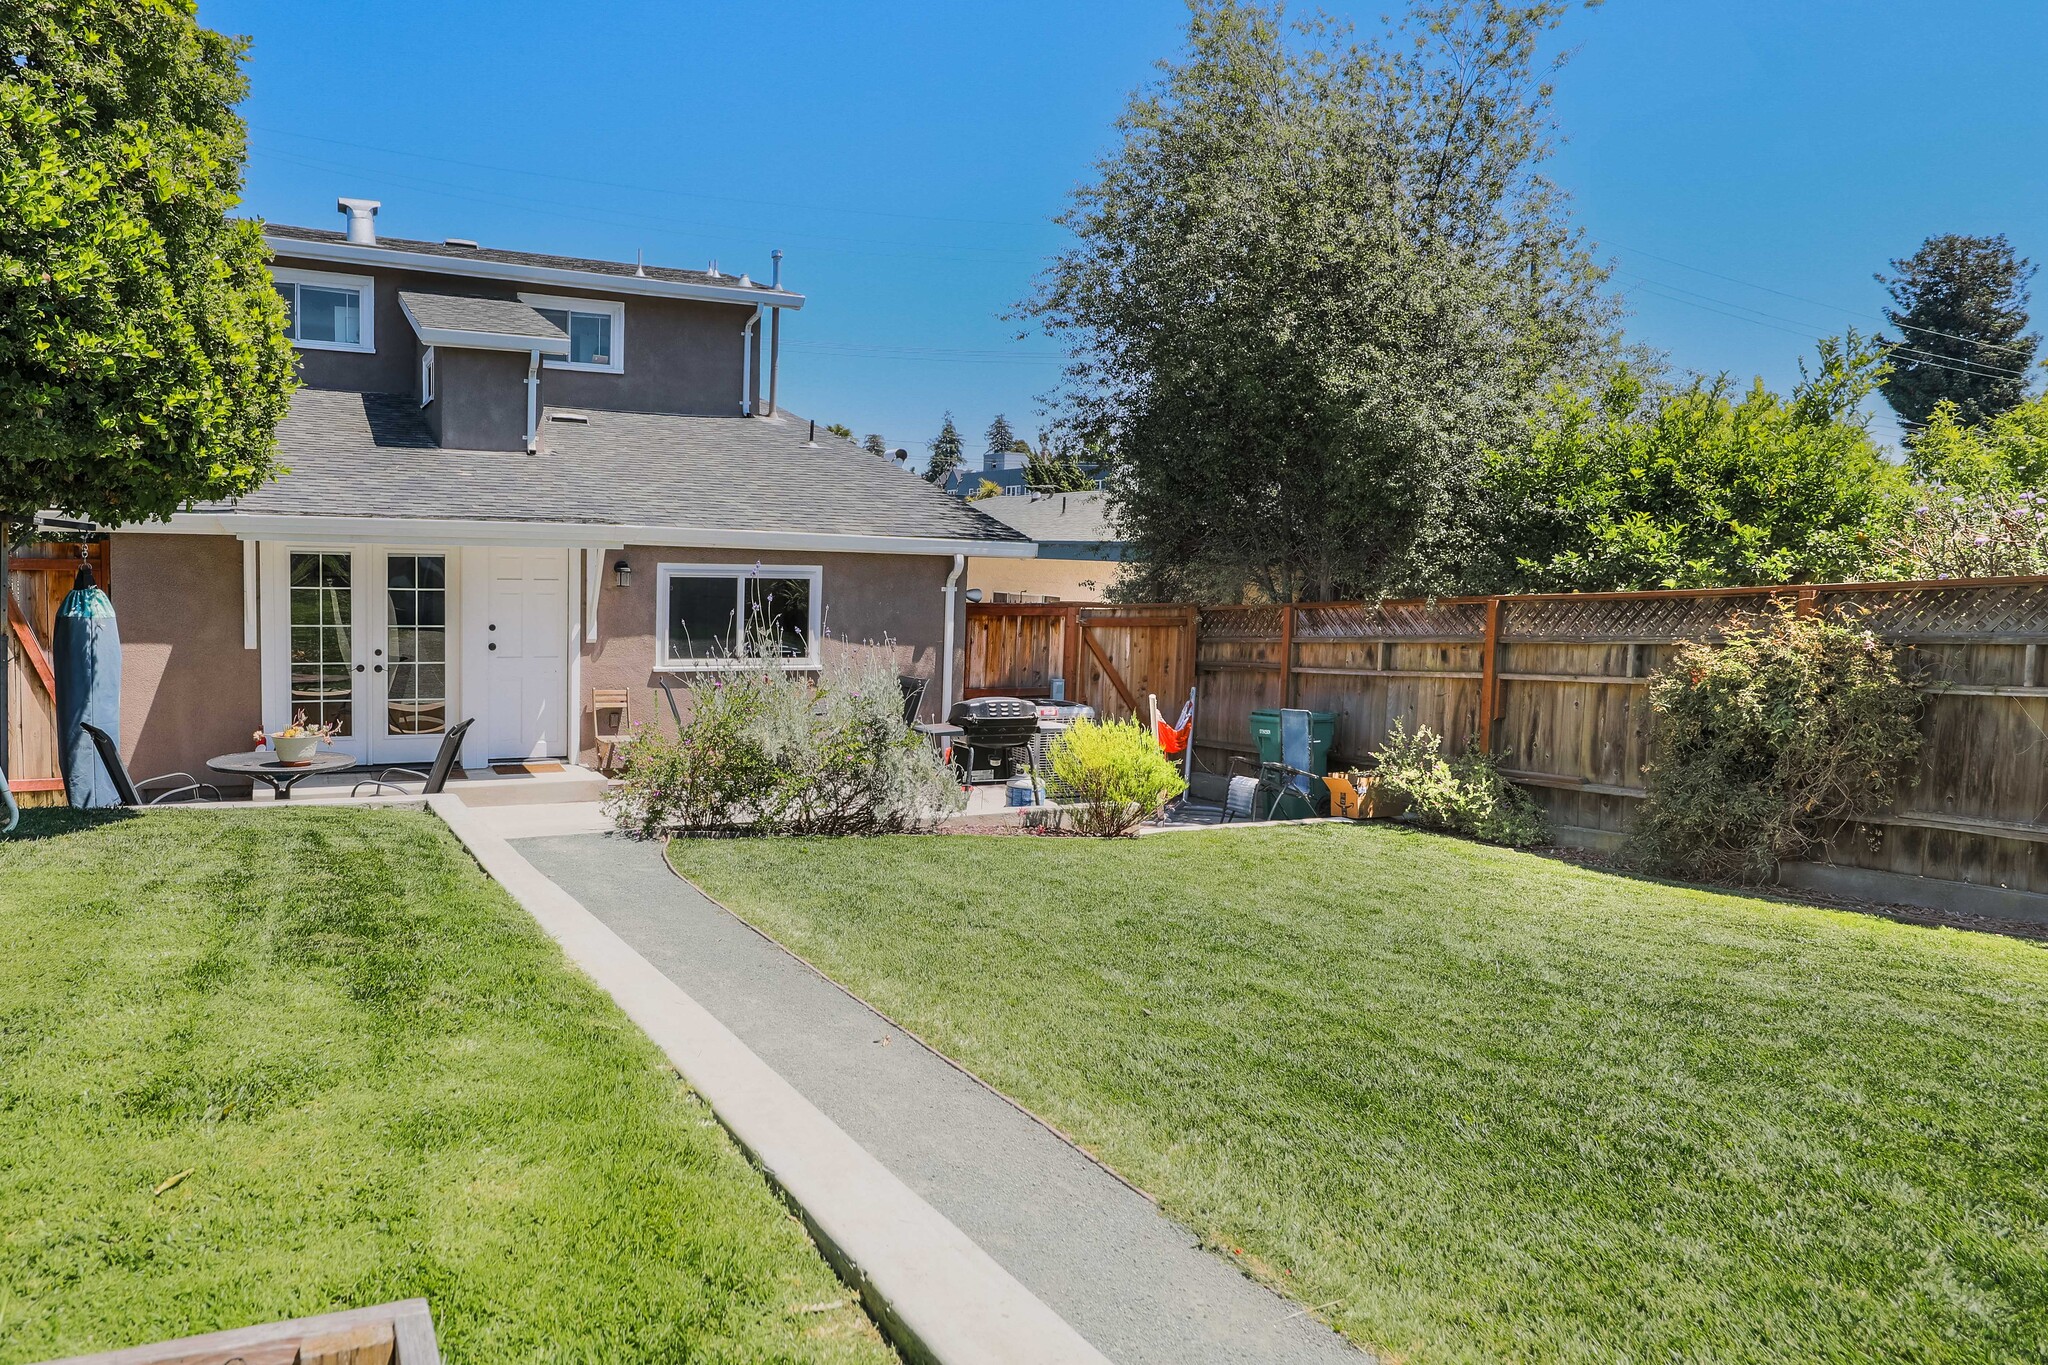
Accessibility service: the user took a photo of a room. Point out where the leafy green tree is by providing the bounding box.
[1878,234,2040,428]
[862,432,889,459]
[965,479,1003,501]
[1023,446,1096,492]
[824,422,853,440]
[1020,0,1619,602]
[0,0,295,778]
[1482,337,1908,591]
[1902,391,2048,491]
[924,412,965,485]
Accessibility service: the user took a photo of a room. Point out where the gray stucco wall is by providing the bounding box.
[273,250,754,417]
[430,347,529,451]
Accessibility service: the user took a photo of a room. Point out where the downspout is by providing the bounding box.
[767,249,783,418]
[741,310,758,415]
[524,349,541,453]
[940,553,965,719]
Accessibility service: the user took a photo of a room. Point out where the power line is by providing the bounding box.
[1606,237,2041,359]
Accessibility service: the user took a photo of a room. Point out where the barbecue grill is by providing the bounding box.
[948,696,1042,781]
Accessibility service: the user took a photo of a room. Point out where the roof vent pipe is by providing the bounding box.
[337,197,380,245]
[771,248,783,289]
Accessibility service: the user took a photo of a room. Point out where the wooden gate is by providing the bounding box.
[6,540,111,807]
[964,601,1196,722]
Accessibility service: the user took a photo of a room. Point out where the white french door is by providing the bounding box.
[276,546,458,766]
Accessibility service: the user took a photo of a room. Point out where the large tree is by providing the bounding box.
[1481,336,1908,591]
[983,413,1017,469]
[1878,233,2040,428]
[924,412,965,485]
[1021,0,1618,602]
[0,0,295,781]
[861,432,890,459]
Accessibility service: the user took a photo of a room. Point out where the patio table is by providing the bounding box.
[206,748,355,800]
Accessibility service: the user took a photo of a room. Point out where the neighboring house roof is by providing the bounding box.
[184,389,1032,553]
[971,491,1128,561]
[947,465,1029,497]
[397,289,569,351]
[264,223,803,310]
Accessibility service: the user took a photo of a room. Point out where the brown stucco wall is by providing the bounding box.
[578,546,965,764]
[272,250,753,417]
[965,554,1119,603]
[109,533,262,793]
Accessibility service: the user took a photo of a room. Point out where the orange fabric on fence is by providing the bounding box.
[1153,693,1194,755]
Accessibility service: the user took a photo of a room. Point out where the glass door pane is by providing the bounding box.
[385,554,448,736]
[287,551,353,736]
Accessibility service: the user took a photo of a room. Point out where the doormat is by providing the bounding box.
[491,762,566,775]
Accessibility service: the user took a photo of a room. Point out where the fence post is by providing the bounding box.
[1278,602,1296,709]
[1794,587,1819,618]
[1060,603,1081,700]
[1478,596,1503,753]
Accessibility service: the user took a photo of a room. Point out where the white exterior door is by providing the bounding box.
[484,548,569,760]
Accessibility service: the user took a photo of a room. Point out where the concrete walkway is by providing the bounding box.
[513,828,1364,1365]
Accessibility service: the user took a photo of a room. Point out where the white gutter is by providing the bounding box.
[741,310,758,416]
[524,350,542,452]
[267,233,806,311]
[144,512,1040,558]
[941,553,965,715]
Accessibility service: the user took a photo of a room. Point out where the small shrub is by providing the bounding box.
[1875,484,2048,579]
[606,644,962,838]
[1368,722,1549,847]
[1045,718,1187,836]
[1631,604,1921,883]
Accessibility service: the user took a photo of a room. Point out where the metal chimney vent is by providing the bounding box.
[337,197,380,245]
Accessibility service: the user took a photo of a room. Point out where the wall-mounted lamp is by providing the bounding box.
[613,559,632,589]
[963,588,984,604]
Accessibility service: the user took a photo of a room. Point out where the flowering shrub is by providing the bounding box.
[606,645,962,838]
[1367,722,1548,847]
[1877,485,2048,579]
[1044,718,1186,836]
[1632,604,1920,883]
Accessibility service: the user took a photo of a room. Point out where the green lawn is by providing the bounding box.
[0,808,892,1365]
[674,824,2048,1365]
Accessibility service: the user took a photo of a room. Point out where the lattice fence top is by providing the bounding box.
[1501,592,1785,642]
[1200,606,1287,639]
[1294,601,1488,640]
[1821,583,2048,640]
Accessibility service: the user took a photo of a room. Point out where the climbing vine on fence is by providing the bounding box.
[1631,604,1922,884]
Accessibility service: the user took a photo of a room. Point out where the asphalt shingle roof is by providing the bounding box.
[971,490,1121,544]
[214,389,1029,545]
[267,223,788,295]
[397,289,568,341]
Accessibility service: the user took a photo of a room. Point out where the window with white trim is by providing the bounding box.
[655,564,821,670]
[419,346,436,406]
[519,292,625,373]
[272,267,375,352]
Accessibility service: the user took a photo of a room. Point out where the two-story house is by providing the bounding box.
[110,197,1032,790]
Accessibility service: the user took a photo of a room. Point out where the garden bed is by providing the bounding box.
[673,822,2048,1365]
[0,808,893,1364]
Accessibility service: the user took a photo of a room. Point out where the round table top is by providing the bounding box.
[206,748,356,777]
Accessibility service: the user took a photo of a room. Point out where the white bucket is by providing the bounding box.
[1005,775,1040,807]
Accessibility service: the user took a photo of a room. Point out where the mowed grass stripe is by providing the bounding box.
[0,808,894,1365]
[674,824,2048,1365]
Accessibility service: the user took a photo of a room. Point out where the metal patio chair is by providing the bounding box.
[1223,707,1322,821]
[78,722,221,806]
[350,717,475,797]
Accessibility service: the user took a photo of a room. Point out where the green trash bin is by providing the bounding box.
[1247,709,1338,819]
[1249,709,1337,775]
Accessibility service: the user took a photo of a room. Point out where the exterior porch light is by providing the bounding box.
[613,559,632,589]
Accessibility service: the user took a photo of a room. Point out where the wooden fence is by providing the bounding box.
[964,602,1196,723]
[6,539,110,807]
[967,578,2048,913]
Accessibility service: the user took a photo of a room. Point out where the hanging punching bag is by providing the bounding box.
[55,562,122,809]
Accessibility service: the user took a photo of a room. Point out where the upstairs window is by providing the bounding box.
[272,268,375,353]
[655,564,820,670]
[520,293,625,373]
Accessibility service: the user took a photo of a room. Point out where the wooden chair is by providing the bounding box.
[591,688,634,772]
[39,1297,439,1364]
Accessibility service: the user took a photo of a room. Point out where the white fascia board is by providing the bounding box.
[145,512,1040,558]
[398,296,570,354]
[268,234,806,311]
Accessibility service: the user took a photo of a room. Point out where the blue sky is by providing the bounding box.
[202,0,2048,467]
